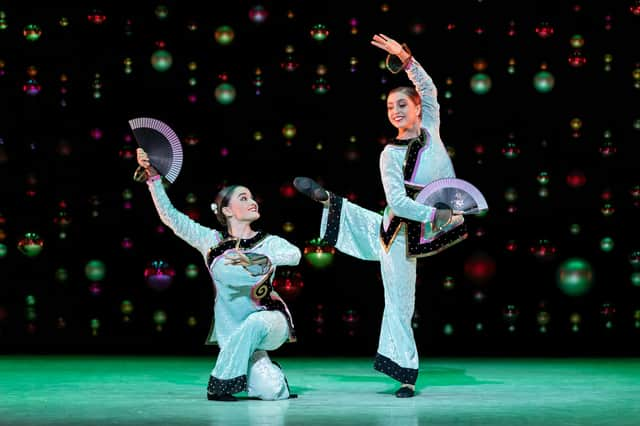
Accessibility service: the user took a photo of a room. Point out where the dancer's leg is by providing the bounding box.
[247,312,291,400]
[374,232,419,395]
[208,310,288,400]
[320,196,383,261]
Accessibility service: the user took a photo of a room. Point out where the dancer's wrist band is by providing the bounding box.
[385,43,412,74]
[133,166,147,182]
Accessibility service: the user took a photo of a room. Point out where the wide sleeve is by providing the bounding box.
[380,147,436,223]
[146,177,221,256]
[240,235,301,276]
[405,57,440,133]
[261,235,302,267]
[256,235,302,266]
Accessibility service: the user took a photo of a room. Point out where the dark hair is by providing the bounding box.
[388,86,420,106]
[213,184,241,226]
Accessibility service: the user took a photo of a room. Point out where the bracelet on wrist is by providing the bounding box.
[385,43,413,74]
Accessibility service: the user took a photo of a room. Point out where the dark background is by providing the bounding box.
[1,1,639,356]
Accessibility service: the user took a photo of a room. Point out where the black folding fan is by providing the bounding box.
[128,117,183,183]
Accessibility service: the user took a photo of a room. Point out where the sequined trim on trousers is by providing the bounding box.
[207,374,247,396]
[374,353,418,385]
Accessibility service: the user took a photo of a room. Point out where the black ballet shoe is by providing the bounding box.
[207,392,238,402]
[394,386,415,398]
[293,177,328,203]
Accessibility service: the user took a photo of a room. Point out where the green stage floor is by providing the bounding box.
[1,355,639,425]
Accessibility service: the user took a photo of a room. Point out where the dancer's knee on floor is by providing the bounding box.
[247,358,289,400]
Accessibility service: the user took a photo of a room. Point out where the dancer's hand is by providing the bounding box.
[433,208,465,232]
[371,34,411,62]
[224,249,251,266]
[136,148,159,177]
[450,213,464,228]
[433,207,452,230]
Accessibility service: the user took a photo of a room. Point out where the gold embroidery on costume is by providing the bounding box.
[252,281,270,300]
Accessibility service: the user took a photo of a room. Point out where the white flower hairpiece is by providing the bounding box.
[210,203,218,214]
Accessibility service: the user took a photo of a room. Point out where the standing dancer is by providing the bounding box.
[294,33,467,398]
[136,148,301,401]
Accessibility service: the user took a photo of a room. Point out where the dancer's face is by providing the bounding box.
[222,186,260,223]
[386,91,421,131]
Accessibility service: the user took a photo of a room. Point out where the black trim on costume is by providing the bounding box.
[374,353,418,385]
[380,129,427,250]
[251,270,274,302]
[207,374,247,396]
[387,128,427,149]
[380,216,404,248]
[323,194,343,246]
[381,217,468,257]
[405,186,421,199]
[402,129,428,181]
[256,273,298,343]
[206,230,268,267]
[406,220,468,258]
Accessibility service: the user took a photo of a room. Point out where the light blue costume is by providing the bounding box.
[319,57,466,385]
[147,177,301,400]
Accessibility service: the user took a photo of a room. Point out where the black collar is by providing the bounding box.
[389,129,426,147]
[207,230,269,267]
[219,230,267,249]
